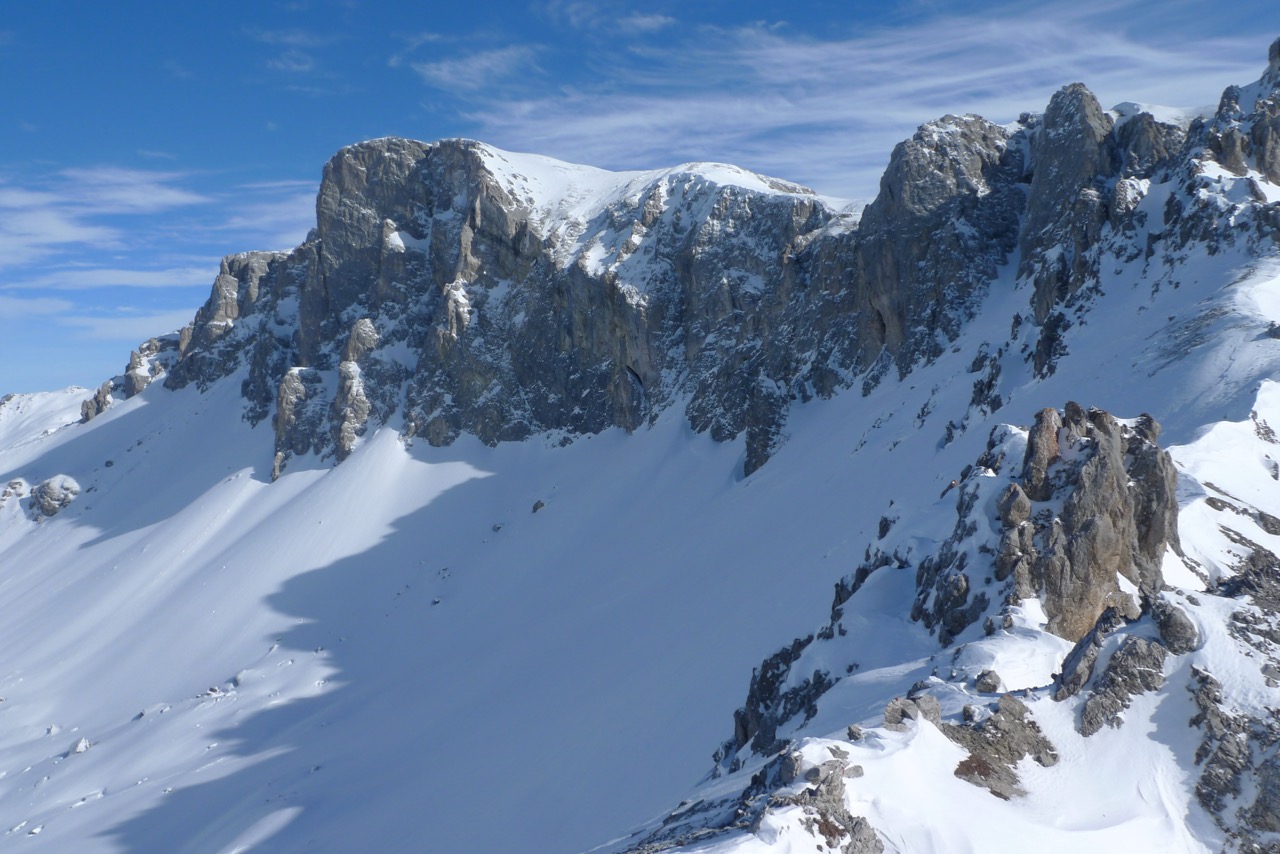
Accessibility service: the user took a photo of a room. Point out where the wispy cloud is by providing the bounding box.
[618,14,675,34]
[543,1,604,32]
[434,1,1267,200]
[59,309,199,341]
[245,27,338,49]
[218,187,317,250]
[413,46,541,94]
[388,31,444,68]
[57,167,209,213]
[0,295,75,318]
[0,202,119,265]
[268,49,316,73]
[246,27,341,79]
[7,266,213,291]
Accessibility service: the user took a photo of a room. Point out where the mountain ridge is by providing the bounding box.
[3,35,1280,854]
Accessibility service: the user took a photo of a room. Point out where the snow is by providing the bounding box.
[6,82,1280,853]
[1109,100,1213,129]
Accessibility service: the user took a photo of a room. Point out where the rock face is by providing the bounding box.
[909,403,1180,646]
[137,40,1280,478]
[941,695,1058,799]
[1005,405,1181,642]
[1077,635,1167,736]
[30,475,80,518]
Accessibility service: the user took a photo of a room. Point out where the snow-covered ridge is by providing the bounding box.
[4,34,1280,854]
[472,139,846,222]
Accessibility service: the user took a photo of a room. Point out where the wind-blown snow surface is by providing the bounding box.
[4,241,1280,852]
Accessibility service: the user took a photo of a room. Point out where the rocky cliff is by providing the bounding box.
[85,40,1277,480]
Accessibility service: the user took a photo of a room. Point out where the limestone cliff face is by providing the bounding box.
[143,41,1280,477]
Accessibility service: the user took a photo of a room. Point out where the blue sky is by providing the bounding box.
[0,0,1273,394]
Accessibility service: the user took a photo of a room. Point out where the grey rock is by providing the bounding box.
[974,670,1002,693]
[30,476,80,518]
[1020,83,1114,325]
[80,381,113,423]
[1079,636,1167,737]
[995,483,1031,528]
[883,697,920,732]
[1152,599,1200,654]
[724,634,830,759]
[942,694,1058,799]
[1024,408,1178,641]
[771,755,885,854]
[912,694,943,726]
[1054,607,1127,700]
[1021,407,1061,501]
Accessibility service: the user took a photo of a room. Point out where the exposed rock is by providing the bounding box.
[80,381,114,423]
[1021,407,1061,501]
[1079,636,1167,737]
[1186,664,1280,849]
[974,670,1002,693]
[720,634,830,762]
[995,483,1031,528]
[620,747,883,853]
[883,697,921,732]
[272,368,329,480]
[771,755,885,854]
[1020,83,1114,325]
[1026,408,1178,641]
[1152,599,1200,654]
[1054,607,1128,701]
[30,476,80,518]
[942,695,1058,799]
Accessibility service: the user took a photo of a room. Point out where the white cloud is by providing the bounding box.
[245,28,336,49]
[59,309,199,342]
[268,48,316,73]
[218,188,317,250]
[8,266,213,291]
[618,14,675,34]
[389,31,444,68]
[58,167,209,214]
[0,208,119,266]
[0,295,75,318]
[413,46,540,94]
[442,2,1268,199]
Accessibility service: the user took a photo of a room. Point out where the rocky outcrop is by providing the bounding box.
[617,746,883,854]
[80,334,181,421]
[941,695,1058,799]
[719,634,831,761]
[1007,405,1180,642]
[80,381,114,423]
[912,403,1180,645]
[1078,636,1167,736]
[29,475,80,518]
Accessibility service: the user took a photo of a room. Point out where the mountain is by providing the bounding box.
[3,36,1280,854]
